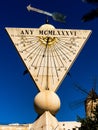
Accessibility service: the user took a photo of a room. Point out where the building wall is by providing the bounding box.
[0,121,81,130]
[0,124,28,130]
[59,121,81,130]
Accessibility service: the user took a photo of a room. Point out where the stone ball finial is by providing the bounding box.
[34,90,61,115]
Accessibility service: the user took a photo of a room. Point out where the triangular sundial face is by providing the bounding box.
[5,24,91,92]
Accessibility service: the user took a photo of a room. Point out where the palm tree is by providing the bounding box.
[82,0,98,22]
[78,105,98,130]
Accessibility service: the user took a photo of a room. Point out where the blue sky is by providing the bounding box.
[0,0,98,124]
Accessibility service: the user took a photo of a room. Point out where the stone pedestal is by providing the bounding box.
[29,111,60,130]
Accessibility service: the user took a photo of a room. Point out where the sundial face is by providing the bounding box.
[5,24,91,92]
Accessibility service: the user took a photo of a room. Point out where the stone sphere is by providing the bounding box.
[34,90,60,115]
[39,24,55,29]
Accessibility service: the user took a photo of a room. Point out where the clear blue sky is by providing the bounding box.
[0,0,98,124]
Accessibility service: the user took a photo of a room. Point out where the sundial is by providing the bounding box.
[5,5,92,130]
[6,25,91,92]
